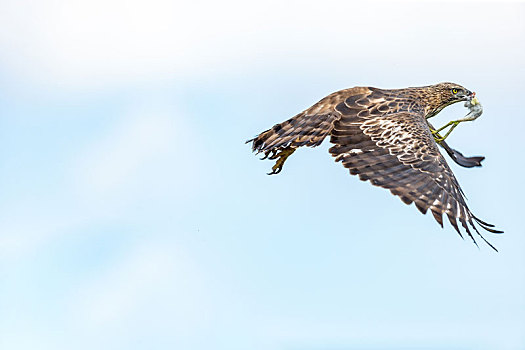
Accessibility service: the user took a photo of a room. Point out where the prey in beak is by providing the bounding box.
[431,92,483,142]
[468,92,480,106]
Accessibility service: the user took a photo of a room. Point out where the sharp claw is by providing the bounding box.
[267,167,281,175]
[268,151,280,160]
[260,150,271,160]
[267,164,282,175]
[261,149,278,160]
[264,147,295,175]
[268,160,284,175]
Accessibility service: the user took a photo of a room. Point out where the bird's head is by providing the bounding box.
[434,82,475,104]
[421,82,476,118]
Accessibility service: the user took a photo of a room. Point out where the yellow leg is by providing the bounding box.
[267,147,296,175]
[434,122,460,142]
[431,119,465,143]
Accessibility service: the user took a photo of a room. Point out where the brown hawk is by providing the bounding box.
[247,83,503,250]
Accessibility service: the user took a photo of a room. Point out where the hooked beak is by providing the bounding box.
[466,90,475,101]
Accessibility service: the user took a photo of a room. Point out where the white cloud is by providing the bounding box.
[73,109,174,194]
[71,242,170,325]
[67,240,215,341]
[0,0,523,88]
[70,99,208,201]
[260,318,525,350]
[0,103,205,260]
[0,209,77,260]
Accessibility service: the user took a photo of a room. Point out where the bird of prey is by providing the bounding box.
[247,82,502,250]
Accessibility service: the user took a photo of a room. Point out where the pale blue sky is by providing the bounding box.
[0,1,524,349]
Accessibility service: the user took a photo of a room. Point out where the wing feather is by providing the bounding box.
[328,89,501,249]
[247,88,371,153]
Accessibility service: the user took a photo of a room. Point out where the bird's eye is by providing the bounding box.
[452,88,459,94]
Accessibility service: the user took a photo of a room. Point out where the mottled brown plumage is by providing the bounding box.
[247,83,502,250]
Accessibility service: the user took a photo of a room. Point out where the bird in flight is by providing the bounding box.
[247,83,502,250]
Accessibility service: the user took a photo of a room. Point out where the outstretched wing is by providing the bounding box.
[247,87,371,153]
[329,90,502,249]
[248,111,338,152]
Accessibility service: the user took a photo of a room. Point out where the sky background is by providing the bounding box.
[0,1,524,349]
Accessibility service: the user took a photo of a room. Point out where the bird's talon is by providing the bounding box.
[261,150,276,160]
[267,162,283,175]
[268,150,280,160]
[260,152,269,160]
[266,147,295,175]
